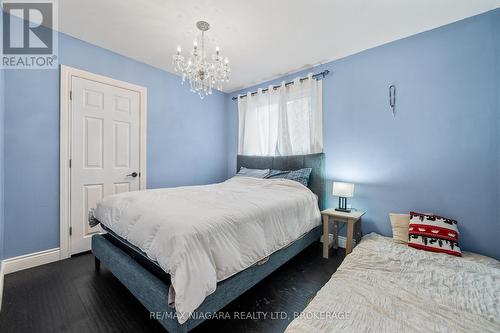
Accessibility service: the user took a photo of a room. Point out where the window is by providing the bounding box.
[238,74,323,156]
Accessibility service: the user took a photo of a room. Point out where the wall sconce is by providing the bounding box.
[389,84,396,117]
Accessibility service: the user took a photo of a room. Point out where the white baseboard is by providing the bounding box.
[3,248,61,275]
[319,233,356,249]
[0,262,4,312]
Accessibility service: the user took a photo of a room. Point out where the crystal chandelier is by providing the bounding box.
[173,21,231,99]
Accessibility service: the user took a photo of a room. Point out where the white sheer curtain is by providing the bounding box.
[238,73,323,156]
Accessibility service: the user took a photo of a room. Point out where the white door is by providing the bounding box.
[70,76,141,255]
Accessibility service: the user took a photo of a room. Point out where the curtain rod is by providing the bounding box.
[231,69,330,101]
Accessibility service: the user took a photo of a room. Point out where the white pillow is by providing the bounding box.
[389,213,410,244]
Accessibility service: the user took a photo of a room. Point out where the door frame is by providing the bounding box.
[59,65,148,259]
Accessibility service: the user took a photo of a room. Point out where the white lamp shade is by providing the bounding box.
[332,182,354,198]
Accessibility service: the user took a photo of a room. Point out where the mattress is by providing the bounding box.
[285,233,500,333]
[93,176,321,324]
[102,225,170,284]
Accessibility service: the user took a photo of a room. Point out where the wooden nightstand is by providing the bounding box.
[321,209,365,258]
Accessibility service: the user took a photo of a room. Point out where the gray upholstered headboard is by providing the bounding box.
[236,153,326,210]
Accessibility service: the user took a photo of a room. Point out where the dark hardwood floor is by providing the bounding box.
[0,243,344,333]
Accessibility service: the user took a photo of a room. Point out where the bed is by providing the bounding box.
[91,153,325,333]
[285,233,500,333]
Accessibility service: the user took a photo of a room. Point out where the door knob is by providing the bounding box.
[127,172,138,178]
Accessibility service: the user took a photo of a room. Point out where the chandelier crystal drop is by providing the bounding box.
[173,21,231,99]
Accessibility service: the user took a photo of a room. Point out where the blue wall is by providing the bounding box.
[3,32,228,258]
[0,67,4,265]
[227,9,500,259]
[496,11,500,245]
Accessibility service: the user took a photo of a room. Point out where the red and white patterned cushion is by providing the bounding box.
[408,212,461,256]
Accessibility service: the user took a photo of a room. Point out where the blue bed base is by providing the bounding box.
[92,225,322,333]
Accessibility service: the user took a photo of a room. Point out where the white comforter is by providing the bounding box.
[94,176,320,324]
[286,233,500,333]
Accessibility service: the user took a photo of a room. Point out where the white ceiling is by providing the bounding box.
[57,0,500,92]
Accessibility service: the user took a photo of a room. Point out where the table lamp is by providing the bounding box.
[332,182,354,213]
